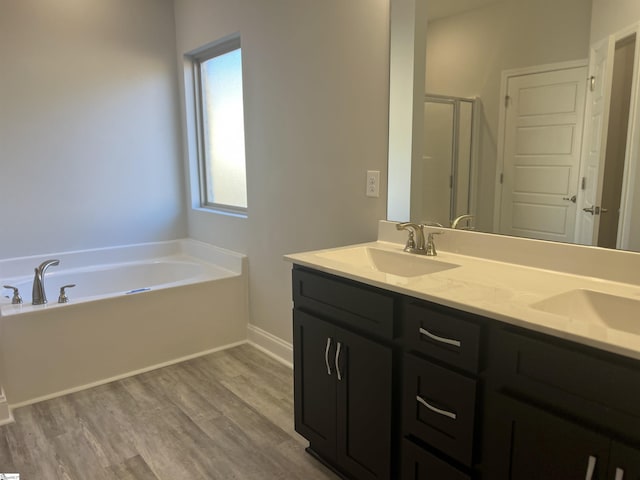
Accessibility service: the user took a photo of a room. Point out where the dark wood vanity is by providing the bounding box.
[291,265,640,480]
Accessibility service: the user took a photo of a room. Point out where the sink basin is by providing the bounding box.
[315,246,459,278]
[531,289,640,334]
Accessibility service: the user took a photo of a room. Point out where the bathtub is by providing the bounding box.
[0,239,248,413]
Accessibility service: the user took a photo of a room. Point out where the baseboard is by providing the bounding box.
[0,389,13,425]
[9,340,247,411]
[247,324,293,368]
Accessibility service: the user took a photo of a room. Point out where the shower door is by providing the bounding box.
[412,95,476,227]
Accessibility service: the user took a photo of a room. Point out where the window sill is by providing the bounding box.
[192,206,248,219]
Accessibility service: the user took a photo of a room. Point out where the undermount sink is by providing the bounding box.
[315,246,459,278]
[531,289,640,334]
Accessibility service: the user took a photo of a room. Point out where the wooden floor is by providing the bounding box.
[0,344,338,479]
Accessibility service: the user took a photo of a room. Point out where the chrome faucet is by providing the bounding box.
[451,214,475,230]
[396,222,444,256]
[32,259,60,305]
[396,222,426,254]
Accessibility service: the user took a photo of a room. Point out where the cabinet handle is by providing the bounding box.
[335,342,342,381]
[585,455,597,480]
[615,468,624,480]
[419,327,462,348]
[325,337,332,376]
[416,395,457,420]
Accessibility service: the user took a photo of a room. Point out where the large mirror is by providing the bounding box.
[388,0,640,252]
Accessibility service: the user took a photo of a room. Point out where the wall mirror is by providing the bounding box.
[388,0,640,252]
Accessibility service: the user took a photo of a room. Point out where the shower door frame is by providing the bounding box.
[424,93,479,225]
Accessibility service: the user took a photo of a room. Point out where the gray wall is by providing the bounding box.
[173,0,390,343]
[0,0,186,259]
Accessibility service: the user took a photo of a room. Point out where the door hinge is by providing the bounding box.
[589,75,596,92]
[505,95,510,108]
[581,176,587,190]
[500,173,504,184]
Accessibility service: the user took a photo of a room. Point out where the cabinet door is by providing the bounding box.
[609,442,640,480]
[485,394,610,479]
[293,310,337,460]
[336,326,392,480]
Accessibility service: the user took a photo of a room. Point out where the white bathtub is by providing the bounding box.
[0,239,248,413]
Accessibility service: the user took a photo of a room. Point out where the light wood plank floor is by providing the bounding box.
[0,344,338,479]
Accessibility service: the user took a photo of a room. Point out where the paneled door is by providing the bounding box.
[498,64,588,242]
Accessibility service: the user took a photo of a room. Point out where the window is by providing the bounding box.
[191,36,247,213]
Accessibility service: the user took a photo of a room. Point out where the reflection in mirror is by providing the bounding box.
[388,0,640,252]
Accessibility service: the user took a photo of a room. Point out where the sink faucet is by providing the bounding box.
[396,222,426,254]
[451,214,474,229]
[32,259,60,305]
[396,223,444,256]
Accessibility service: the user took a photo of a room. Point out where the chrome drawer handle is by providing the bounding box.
[325,337,332,376]
[335,342,343,381]
[419,327,462,348]
[416,395,457,420]
[585,455,597,480]
[615,468,624,480]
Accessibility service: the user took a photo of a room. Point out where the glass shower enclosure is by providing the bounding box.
[411,94,478,228]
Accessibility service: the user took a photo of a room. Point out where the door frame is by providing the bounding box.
[493,59,589,233]
[614,23,640,250]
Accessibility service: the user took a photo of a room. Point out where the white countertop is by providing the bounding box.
[285,240,640,361]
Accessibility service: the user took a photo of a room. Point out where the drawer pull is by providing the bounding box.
[416,395,457,420]
[615,468,624,480]
[419,327,462,348]
[585,455,597,480]
[335,342,343,381]
[325,337,332,376]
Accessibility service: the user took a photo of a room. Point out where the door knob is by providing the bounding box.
[582,206,601,215]
[563,195,577,203]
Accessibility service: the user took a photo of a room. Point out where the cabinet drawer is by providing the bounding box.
[404,300,481,373]
[401,438,471,480]
[492,327,640,437]
[292,267,395,339]
[403,354,477,466]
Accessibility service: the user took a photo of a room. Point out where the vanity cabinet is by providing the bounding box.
[485,325,640,479]
[292,267,394,480]
[291,265,640,480]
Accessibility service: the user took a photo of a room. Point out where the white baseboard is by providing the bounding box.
[247,324,293,368]
[0,389,14,425]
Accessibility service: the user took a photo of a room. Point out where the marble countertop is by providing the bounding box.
[285,240,640,361]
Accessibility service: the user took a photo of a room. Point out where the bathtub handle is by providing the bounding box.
[58,284,76,304]
[3,285,23,305]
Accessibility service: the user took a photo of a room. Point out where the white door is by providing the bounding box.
[499,65,588,242]
[575,38,615,245]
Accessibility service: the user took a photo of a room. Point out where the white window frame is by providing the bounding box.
[188,35,247,215]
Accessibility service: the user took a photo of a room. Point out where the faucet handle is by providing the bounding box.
[425,231,443,256]
[3,285,23,305]
[403,230,417,252]
[58,284,76,304]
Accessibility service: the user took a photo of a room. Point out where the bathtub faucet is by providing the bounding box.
[32,259,60,305]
